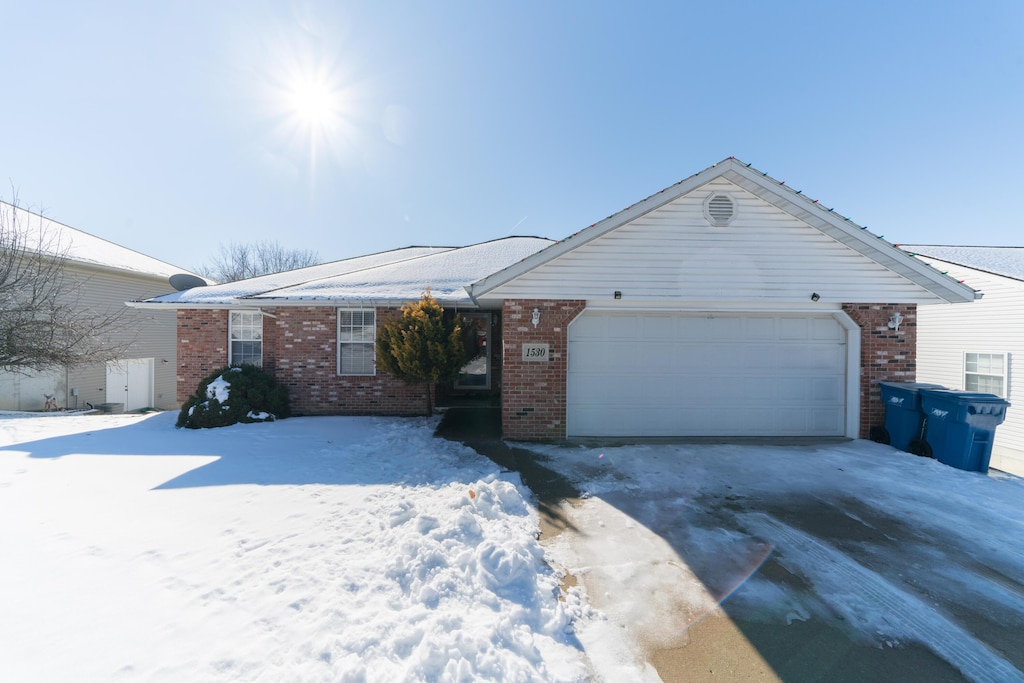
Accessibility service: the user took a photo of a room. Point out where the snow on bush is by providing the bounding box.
[177,364,290,429]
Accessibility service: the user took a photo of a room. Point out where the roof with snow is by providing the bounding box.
[1,200,208,282]
[901,245,1024,282]
[135,237,555,307]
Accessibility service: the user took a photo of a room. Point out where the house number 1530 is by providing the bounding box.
[521,343,550,361]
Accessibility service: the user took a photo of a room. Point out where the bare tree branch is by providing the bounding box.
[195,240,320,282]
[0,196,135,373]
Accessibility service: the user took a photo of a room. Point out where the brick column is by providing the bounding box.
[501,299,586,441]
[176,309,229,403]
[842,303,917,439]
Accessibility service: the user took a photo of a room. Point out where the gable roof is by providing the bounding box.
[469,158,979,305]
[132,237,554,308]
[901,245,1024,283]
[1,200,207,282]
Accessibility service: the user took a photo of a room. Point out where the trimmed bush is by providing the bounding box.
[176,364,290,429]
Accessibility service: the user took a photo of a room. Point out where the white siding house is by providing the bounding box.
[0,201,210,412]
[902,245,1024,477]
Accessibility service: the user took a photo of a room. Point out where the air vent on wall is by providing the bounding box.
[704,193,735,227]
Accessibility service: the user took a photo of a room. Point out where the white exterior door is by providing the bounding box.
[106,358,155,411]
[567,312,847,437]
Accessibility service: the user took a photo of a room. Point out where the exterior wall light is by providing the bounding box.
[614,291,622,299]
[531,308,541,328]
[888,311,904,332]
[810,292,820,302]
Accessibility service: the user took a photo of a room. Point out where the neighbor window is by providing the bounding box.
[338,309,376,375]
[229,311,263,367]
[964,352,1006,396]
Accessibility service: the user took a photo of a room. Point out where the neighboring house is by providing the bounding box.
[899,245,1024,476]
[134,159,977,441]
[0,201,211,412]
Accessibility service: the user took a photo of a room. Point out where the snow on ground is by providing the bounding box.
[0,412,591,683]
[6,412,1024,682]
[529,439,1024,682]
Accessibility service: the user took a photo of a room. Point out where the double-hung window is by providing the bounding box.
[964,352,1007,396]
[338,309,376,375]
[229,311,263,367]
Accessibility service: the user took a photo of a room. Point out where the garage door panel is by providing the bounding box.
[812,317,843,340]
[568,312,847,437]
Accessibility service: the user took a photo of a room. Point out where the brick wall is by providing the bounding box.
[501,299,586,441]
[842,303,918,438]
[176,306,429,416]
[272,307,428,416]
[177,309,229,403]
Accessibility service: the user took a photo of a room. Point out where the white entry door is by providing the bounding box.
[106,358,155,411]
[567,312,847,438]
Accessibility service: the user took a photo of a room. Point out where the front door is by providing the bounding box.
[455,313,491,390]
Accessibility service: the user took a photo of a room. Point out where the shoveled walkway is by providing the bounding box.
[435,406,1023,683]
[435,405,581,540]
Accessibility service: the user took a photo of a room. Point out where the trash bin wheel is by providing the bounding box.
[869,426,890,445]
[908,439,933,458]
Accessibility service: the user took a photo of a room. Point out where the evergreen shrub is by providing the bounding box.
[176,364,290,429]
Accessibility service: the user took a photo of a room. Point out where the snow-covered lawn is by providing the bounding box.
[5,411,1024,682]
[0,412,589,682]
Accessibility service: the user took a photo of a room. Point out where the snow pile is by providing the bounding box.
[0,413,589,682]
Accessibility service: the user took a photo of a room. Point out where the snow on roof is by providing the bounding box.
[254,237,554,304]
[1,200,206,281]
[148,246,455,305]
[901,245,1024,282]
[139,237,554,307]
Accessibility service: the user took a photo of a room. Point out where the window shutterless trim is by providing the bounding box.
[337,308,376,376]
[229,310,263,367]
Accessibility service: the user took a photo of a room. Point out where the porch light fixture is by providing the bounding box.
[531,308,541,328]
[614,291,622,299]
[888,311,904,332]
[810,292,820,302]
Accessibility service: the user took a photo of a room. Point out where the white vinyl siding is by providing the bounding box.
[1,265,181,412]
[964,352,1006,396]
[338,309,375,376]
[916,259,1024,476]
[567,312,847,438]
[482,178,947,305]
[229,311,263,367]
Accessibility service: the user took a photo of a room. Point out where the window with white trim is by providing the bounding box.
[229,311,263,367]
[964,352,1006,396]
[338,309,376,376]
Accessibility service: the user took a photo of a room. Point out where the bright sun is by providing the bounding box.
[287,75,339,128]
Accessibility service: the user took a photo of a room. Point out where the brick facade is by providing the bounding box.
[500,299,586,441]
[179,301,916,441]
[176,306,429,416]
[177,310,229,404]
[842,303,918,439]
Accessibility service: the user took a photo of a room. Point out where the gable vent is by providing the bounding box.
[704,193,736,227]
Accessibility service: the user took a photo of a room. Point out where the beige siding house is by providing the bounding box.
[0,201,210,412]
[902,246,1024,477]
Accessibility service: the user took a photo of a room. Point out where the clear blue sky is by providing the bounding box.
[3,1,1023,273]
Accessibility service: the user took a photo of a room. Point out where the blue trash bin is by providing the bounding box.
[876,382,946,452]
[918,389,1011,473]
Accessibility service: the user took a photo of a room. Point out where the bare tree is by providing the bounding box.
[196,240,320,282]
[0,198,132,373]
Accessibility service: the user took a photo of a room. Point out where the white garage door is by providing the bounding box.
[567,312,847,437]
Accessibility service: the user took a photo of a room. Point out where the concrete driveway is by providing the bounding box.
[523,438,1024,683]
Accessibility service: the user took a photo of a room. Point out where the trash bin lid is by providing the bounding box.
[878,382,946,391]
[918,388,1009,405]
